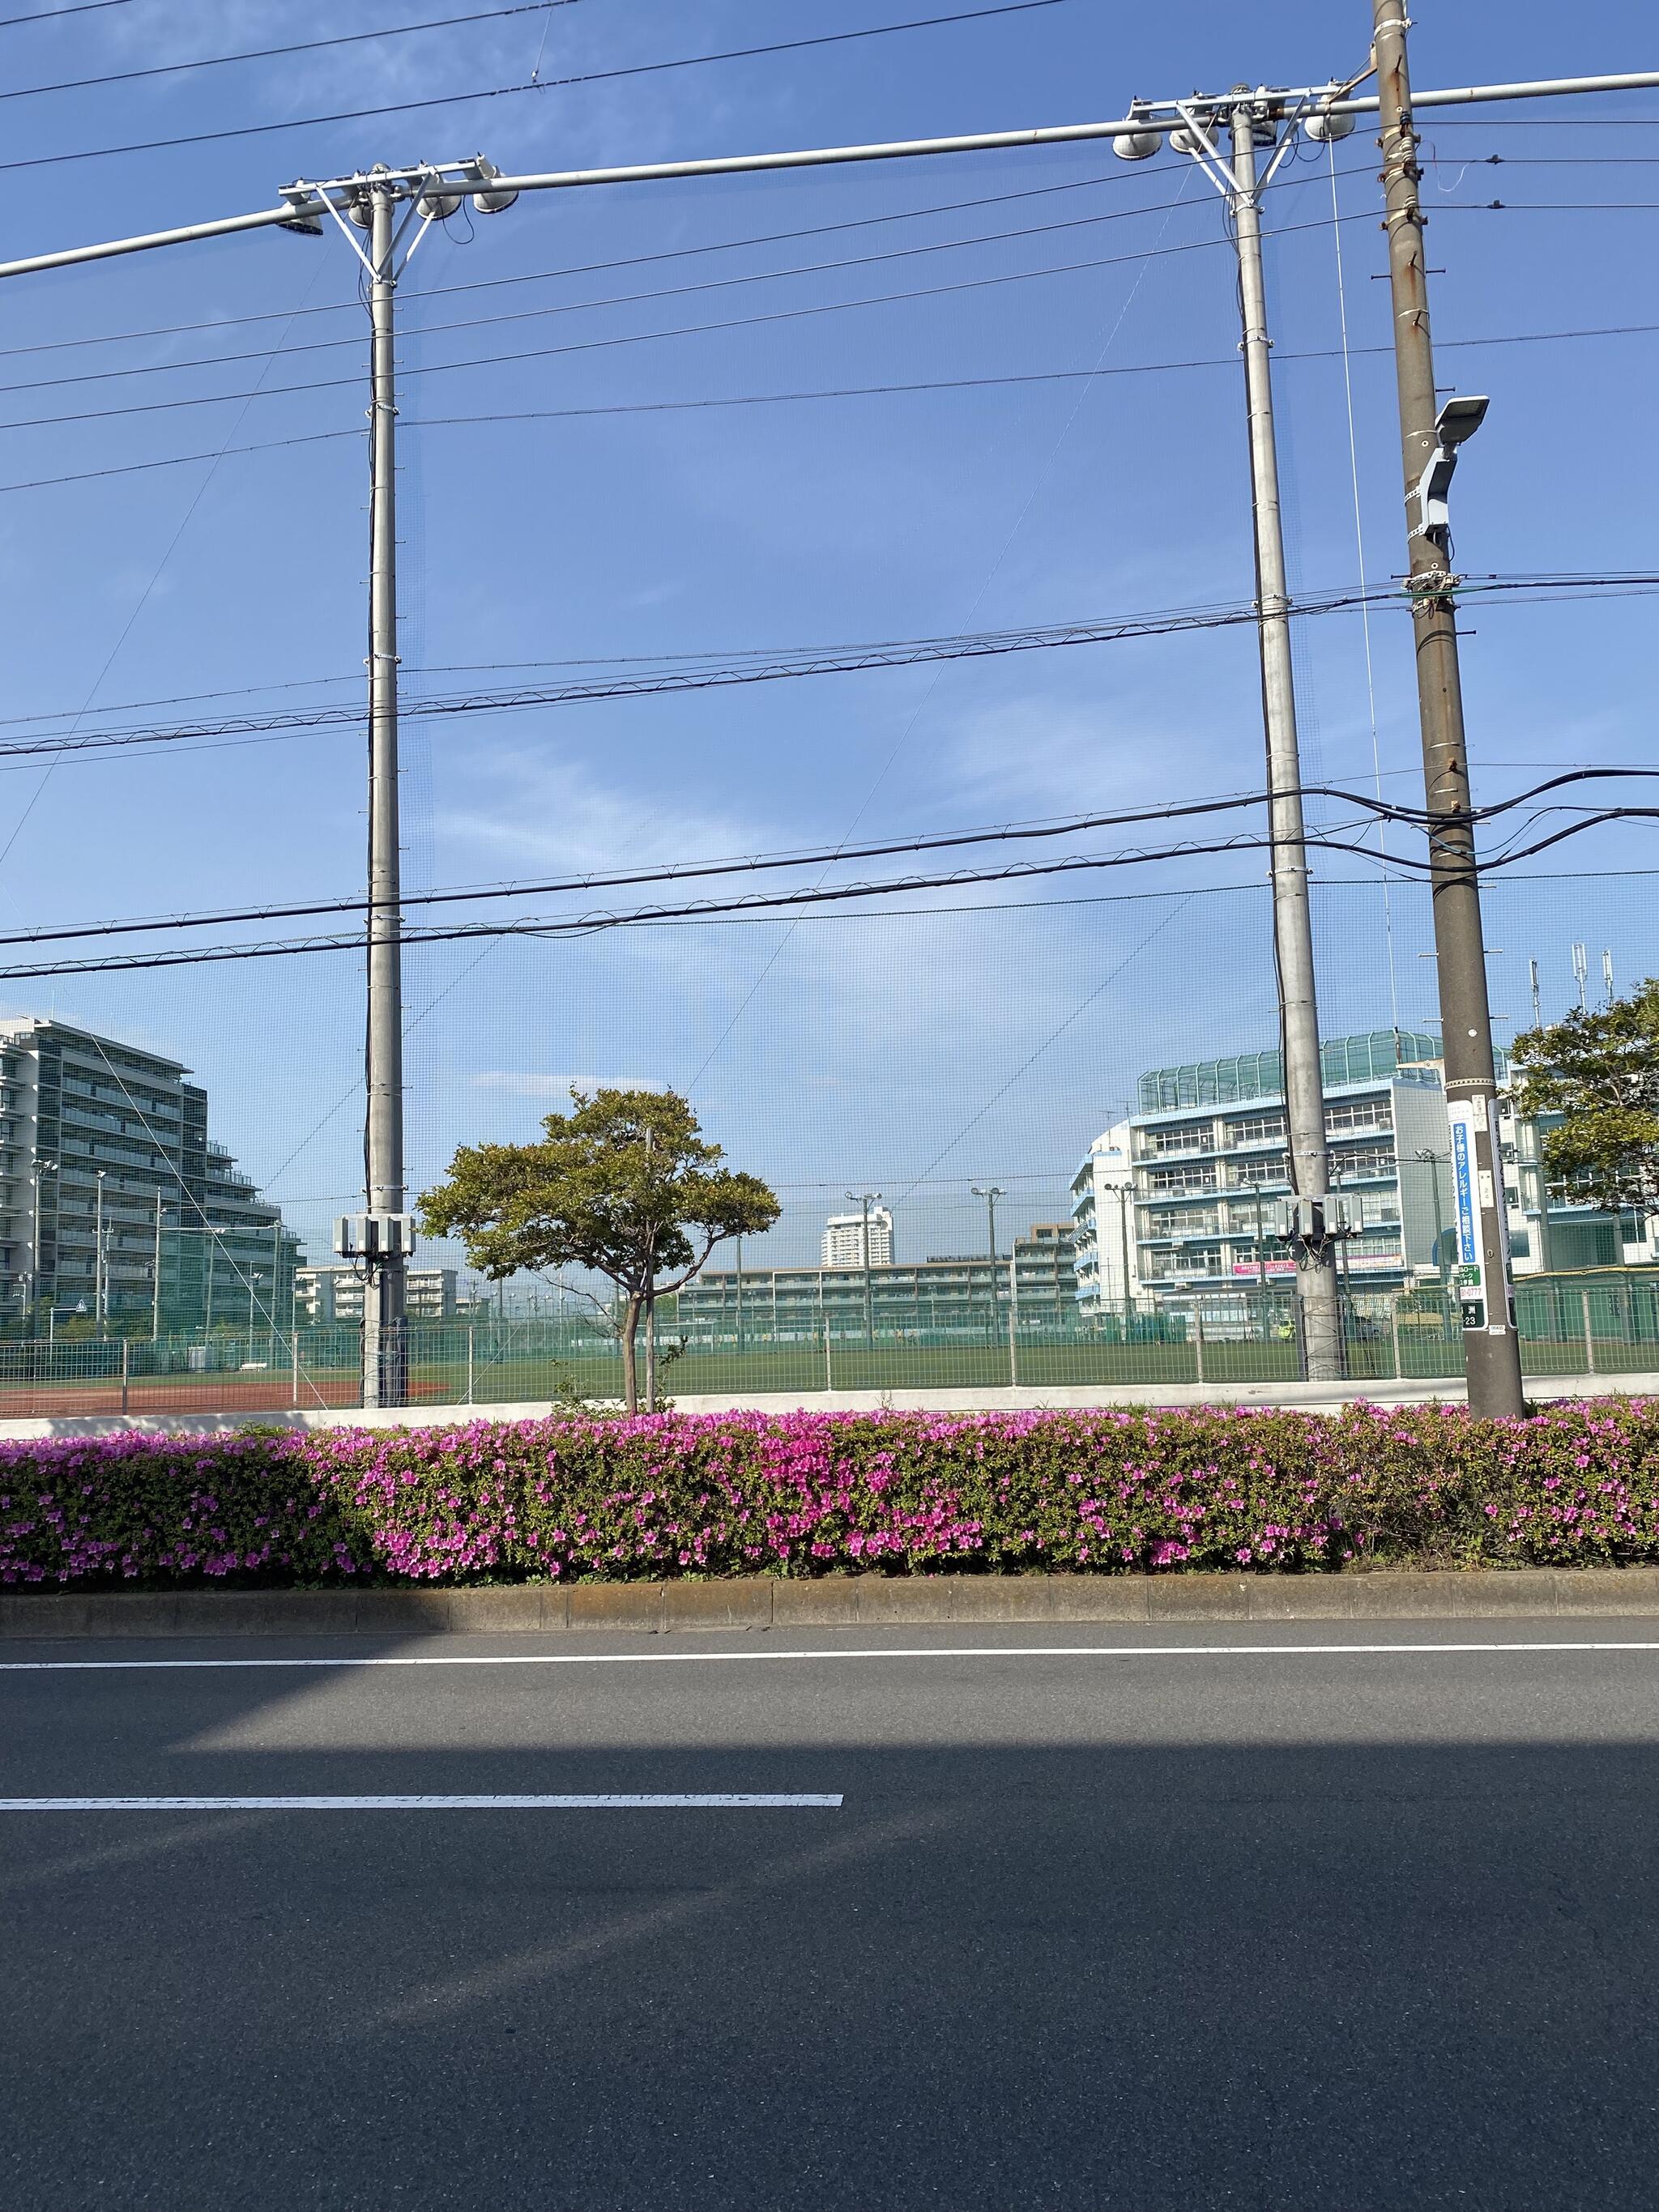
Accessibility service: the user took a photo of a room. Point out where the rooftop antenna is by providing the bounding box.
[1529,957,1542,1029]
[1602,948,1615,1008]
[1572,942,1589,1012]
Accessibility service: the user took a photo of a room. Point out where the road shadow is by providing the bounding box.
[2,1644,1657,2210]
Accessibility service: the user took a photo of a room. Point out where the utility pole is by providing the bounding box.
[847,1190,881,1347]
[360,176,408,1410]
[1372,2,1524,1417]
[1223,97,1342,1382]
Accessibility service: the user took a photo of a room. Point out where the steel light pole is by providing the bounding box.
[1415,1146,1452,1340]
[846,1190,882,1347]
[971,1185,1005,1342]
[93,1169,107,1331]
[28,1157,55,1334]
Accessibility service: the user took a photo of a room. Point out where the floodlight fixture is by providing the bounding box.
[1435,393,1491,447]
[466,156,518,214]
[1111,100,1160,160]
[1411,396,1491,543]
[1304,81,1358,141]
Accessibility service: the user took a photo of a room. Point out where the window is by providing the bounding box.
[1226,1114,1286,1148]
[1230,1154,1289,1188]
[1142,1124,1212,1157]
[1326,1099,1392,1134]
[1330,1143,1395,1180]
[1145,1165,1216,1196]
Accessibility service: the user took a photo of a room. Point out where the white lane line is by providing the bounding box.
[0,1793,843,1812]
[3,1641,1659,1671]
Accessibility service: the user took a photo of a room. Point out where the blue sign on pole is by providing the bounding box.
[1451,1115,1478,1264]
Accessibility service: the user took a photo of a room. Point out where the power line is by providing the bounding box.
[5,314,1659,495]
[0,168,1184,361]
[0,193,1229,400]
[0,0,132,23]
[29,806,1646,983]
[0,574,1646,758]
[0,1,578,103]
[0,1,1067,174]
[0,211,1383,435]
[0,785,1405,949]
[6,769,1654,960]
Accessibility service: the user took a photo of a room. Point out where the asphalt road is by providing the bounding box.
[5,1618,1659,2210]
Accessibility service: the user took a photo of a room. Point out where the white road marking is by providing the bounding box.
[0,1793,843,1812]
[2,1640,1659,1671]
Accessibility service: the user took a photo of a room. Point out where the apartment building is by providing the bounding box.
[295,1265,458,1325]
[0,1017,300,1332]
[821,1208,894,1267]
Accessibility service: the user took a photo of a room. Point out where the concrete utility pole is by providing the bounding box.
[1223,98,1341,1382]
[1372,2,1525,1418]
[361,177,408,1410]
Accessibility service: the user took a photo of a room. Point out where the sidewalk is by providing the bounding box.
[0,1368,1650,1440]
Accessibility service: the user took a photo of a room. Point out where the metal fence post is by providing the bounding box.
[1390,1297,1403,1383]
[1007,1249,1020,1389]
[1193,1303,1206,1387]
[291,1330,301,1409]
[1582,1287,1597,1375]
[467,1321,476,1404]
[120,1337,129,1415]
[824,1317,834,1393]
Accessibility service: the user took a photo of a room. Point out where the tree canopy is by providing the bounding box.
[418,1087,779,1411]
[1511,978,1659,1217]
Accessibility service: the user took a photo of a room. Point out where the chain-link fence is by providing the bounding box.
[0,1274,1652,1417]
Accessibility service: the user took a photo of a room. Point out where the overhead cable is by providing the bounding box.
[6,318,1659,496]
[13,809,1652,984]
[0,211,1383,435]
[0,2,579,102]
[6,766,1654,958]
[0,1,1067,173]
[0,194,1230,401]
[0,575,1648,759]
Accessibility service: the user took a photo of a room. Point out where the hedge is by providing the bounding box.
[10,1397,1659,1592]
[4,1401,1659,1590]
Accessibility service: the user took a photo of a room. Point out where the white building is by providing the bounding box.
[822,1208,893,1268]
[296,1265,457,1325]
[1070,1119,1139,1319]
[1073,1031,1452,1328]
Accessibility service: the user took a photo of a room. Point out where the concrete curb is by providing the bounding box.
[0,1371,1654,1440]
[7,1566,1659,1638]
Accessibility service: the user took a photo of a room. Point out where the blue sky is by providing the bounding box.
[0,0,1653,1274]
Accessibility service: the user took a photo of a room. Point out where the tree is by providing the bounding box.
[417,1087,779,1413]
[1511,978,1659,1218]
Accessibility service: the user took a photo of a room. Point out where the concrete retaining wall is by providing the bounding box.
[8,1566,1659,1639]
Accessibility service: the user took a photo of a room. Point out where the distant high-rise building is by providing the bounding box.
[0,1017,301,1332]
[823,1207,893,1267]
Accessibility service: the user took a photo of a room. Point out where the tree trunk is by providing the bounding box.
[646,1282,657,1413]
[620,1293,643,1415]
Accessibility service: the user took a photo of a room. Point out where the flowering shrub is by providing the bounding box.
[4,1400,1659,1590]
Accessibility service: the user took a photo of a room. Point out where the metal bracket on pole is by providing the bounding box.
[1170,101,1235,199]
